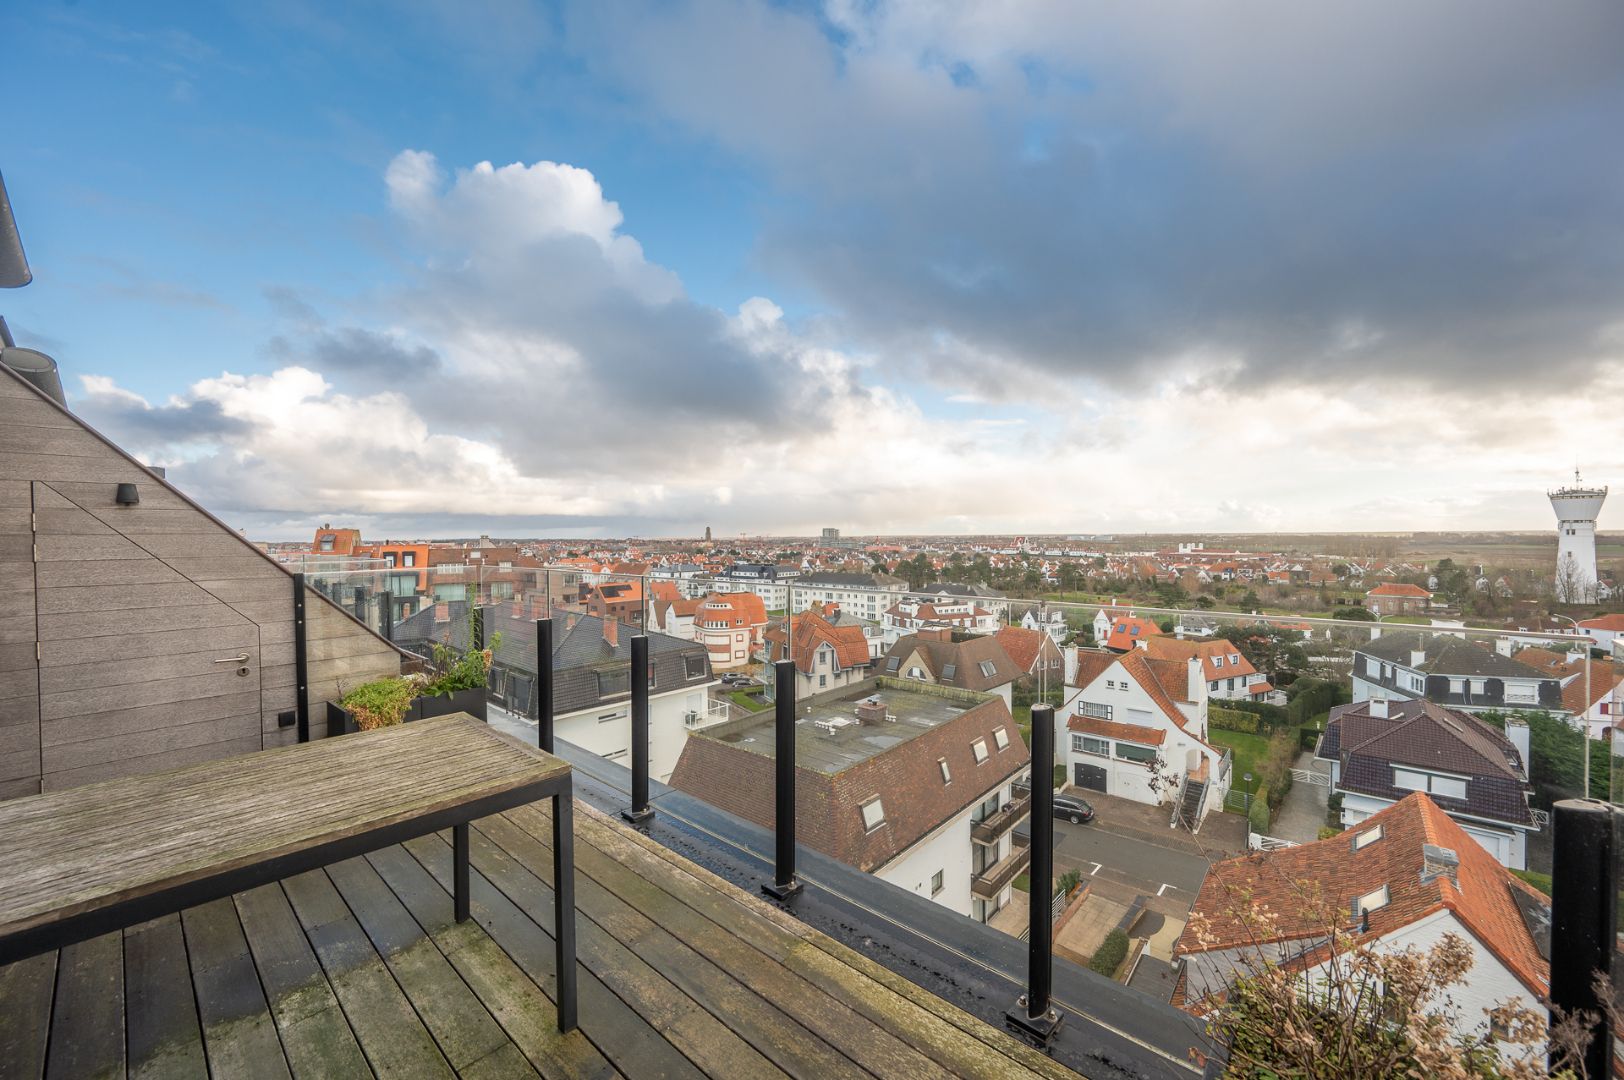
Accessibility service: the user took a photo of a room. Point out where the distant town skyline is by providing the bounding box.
[4,3,1622,539]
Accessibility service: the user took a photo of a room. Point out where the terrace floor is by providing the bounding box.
[0,800,1081,1080]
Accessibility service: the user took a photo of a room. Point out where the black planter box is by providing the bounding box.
[413,687,488,722]
[326,688,487,736]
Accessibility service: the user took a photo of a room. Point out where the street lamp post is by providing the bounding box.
[1243,772,1254,811]
[1551,614,1594,798]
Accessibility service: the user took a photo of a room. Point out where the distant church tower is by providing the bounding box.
[1549,470,1606,603]
[704,525,712,542]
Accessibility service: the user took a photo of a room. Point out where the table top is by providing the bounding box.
[0,715,569,937]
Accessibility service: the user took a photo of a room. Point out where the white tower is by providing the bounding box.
[1549,470,1606,603]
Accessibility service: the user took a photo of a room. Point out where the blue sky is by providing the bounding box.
[4,2,1623,540]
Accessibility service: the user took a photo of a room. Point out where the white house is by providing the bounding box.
[1022,607,1070,645]
[1175,793,1548,1060]
[881,597,998,643]
[791,571,909,623]
[1057,649,1230,827]
[1140,636,1278,703]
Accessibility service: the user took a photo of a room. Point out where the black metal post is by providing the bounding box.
[1549,799,1615,1079]
[763,659,801,900]
[453,822,470,923]
[292,573,309,743]
[1008,702,1062,1042]
[472,603,485,652]
[380,591,394,643]
[536,617,555,753]
[352,585,368,625]
[552,785,578,1032]
[621,634,654,824]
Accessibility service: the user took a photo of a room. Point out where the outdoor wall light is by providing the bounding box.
[115,483,139,506]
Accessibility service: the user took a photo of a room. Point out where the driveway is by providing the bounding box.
[1022,816,1215,911]
[1270,750,1331,844]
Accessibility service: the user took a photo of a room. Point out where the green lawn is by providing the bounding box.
[728,689,771,713]
[1209,728,1272,784]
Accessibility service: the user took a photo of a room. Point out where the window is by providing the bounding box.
[1229,654,1240,665]
[1116,743,1158,764]
[978,660,997,678]
[318,534,335,551]
[886,657,900,672]
[971,739,989,763]
[819,674,827,688]
[861,799,886,830]
[385,554,397,567]
[596,669,630,697]
[1393,768,1428,792]
[1353,885,1390,916]
[1081,736,1109,756]
[1078,701,1112,720]
[403,553,416,567]
[1393,768,1468,801]
[1210,680,1219,692]
[941,663,957,680]
[684,655,706,679]
[1213,655,1224,668]
[1448,678,1465,695]
[1106,679,1115,689]
[931,870,944,897]
[939,758,952,784]
[1470,678,1486,695]
[993,727,1010,751]
[1432,775,1467,800]
[907,666,926,680]
[1352,825,1383,850]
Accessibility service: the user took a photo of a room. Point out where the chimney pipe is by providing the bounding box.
[604,616,619,648]
[1369,697,1389,719]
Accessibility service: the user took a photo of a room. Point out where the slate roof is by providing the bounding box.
[669,685,1027,872]
[400,603,713,715]
[1175,793,1549,1003]
[801,571,907,589]
[1359,632,1548,680]
[882,632,1021,693]
[1323,698,1532,826]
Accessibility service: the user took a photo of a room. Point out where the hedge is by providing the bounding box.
[1215,698,1290,728]
[1089,929,1130,977]
[1286,678,1342,725]
[1211,707,1261,734]
[1248,788,1271,834]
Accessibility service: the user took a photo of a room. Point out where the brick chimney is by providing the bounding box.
[434,602,449,623]
[603,616,619,648]
[917,627,952,642]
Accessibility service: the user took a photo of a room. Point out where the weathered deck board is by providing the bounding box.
[182,899,291,1080]
[363,844,620,1080]
[499,805,944,1080]
[124,915,207,1080]
[233,883,370,1080]
[478,812,873,1080]
[0,803,1084,1080]
[0,950,54,1078]
[325,856,539,1076]
[280,868,454,1080]
[46,933,124,1080]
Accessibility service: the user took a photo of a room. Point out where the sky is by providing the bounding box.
[4,1,1623,541]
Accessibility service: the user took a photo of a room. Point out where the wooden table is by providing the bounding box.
[0,713,578,1031]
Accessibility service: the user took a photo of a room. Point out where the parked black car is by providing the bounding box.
[1053,795,1095,824]
[719,673,755,686]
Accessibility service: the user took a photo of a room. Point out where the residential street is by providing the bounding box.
[1044,818,1214,907]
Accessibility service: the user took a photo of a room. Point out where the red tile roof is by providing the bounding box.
[1142,636,1258,682]
[1067,714,1167,746]
[994,625,1050,673]
[1579,614,1624,632]
[1175,793,1547,1002]
[1367,583,1432,598]
[1103,616,1164,651]
[769,610,870,673]
[1562,659,1624,714]
[698,592,767,629]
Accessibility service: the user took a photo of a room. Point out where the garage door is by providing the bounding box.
[1074,762,1108,792]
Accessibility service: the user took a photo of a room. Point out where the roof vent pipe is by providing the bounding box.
[0,342,66,407]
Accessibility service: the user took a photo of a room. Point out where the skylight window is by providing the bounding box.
[1353,825,1384,851]
[861,799,886,830]
[886,657,900,671]
[941,663,957,680]
[938,758,951,784]
[971,739,989,763]
[993,727,1010,751]
[978,660,997,677]
[1353,885,1390,916]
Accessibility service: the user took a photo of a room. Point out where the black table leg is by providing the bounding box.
[453,822,470,923]
[552,787,578,1032]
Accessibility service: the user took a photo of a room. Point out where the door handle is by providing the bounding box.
[214,654,250,664]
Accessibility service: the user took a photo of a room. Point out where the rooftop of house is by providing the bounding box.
[698,678,996,775]
[1140,636,1258,681]
[1358,631,1551,681]
[1366,582,1433,598]
[881,630,1022,692]
[1174,792,1549,1007]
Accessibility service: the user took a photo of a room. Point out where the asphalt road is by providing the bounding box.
[1044,818,1213,905]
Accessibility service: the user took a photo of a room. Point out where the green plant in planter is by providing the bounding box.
[341,677,419,730]
[422,625,502,698]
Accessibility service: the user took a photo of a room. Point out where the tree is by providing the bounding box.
[1332,606,1376,621]
[1240,589,1261,612]
[1194,594,1215,610]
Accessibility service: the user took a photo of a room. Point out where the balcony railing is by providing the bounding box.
[971,833,1032,899]
[971,793,1032,844]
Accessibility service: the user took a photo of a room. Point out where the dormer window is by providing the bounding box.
[1229,654,1240,665]
[1213,655,1224,668]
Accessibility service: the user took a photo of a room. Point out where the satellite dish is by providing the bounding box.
[0,171,30,289]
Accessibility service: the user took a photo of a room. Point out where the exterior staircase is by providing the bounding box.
[1176,773,1208,832]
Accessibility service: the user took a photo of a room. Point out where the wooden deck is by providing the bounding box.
[0,799,1082,1079]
